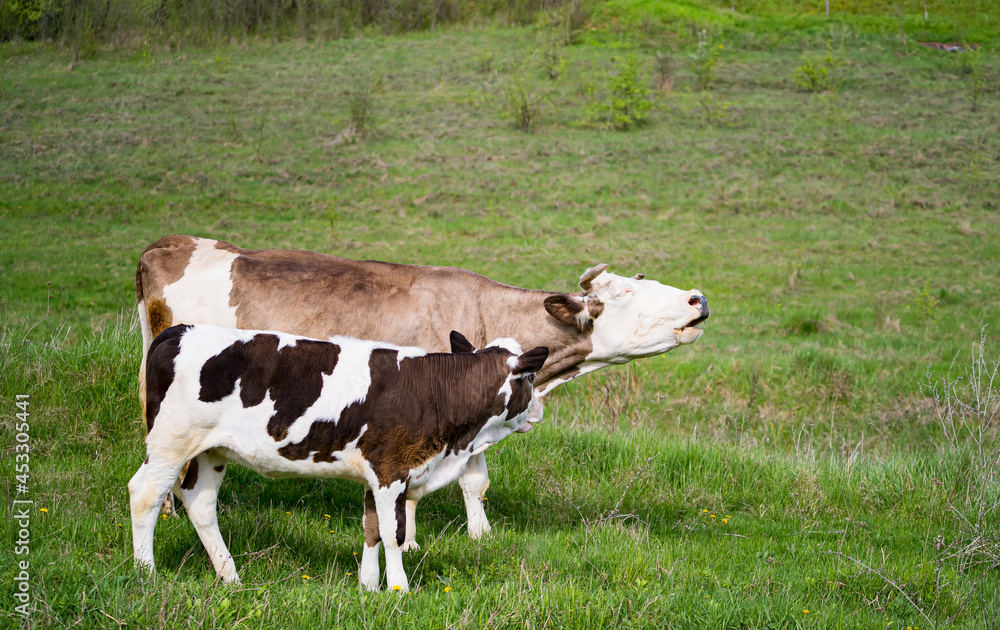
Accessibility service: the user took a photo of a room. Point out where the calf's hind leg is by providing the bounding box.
[174,450,238,582]
[129,455,188,573]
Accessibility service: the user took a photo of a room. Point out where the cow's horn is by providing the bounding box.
[580,263,610,292]
[632,273,645,280]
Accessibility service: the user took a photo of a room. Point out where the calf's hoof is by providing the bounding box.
[400,540,421,552]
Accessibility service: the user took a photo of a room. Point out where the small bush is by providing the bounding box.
[655,50,674,91]
[691,30,722,91]
[347,68,384,139]
[579,55,653,131]
[793,42,844,93]
[475,46,496,74]
[955,47,986,112]
[536,28,566,80]
[502,73,543,132]
[544,0,588,46]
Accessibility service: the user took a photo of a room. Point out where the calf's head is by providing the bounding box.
[544,264,710,361]
[449,331,548,454]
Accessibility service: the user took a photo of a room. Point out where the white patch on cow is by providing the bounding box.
[585,270,706,365]
[162,239,240,328]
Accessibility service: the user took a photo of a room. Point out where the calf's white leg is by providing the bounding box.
[372,481,409,592]
[175,451,238,582]
[458,452,491,539]
[359,489,382,591]
[129,456,187,574]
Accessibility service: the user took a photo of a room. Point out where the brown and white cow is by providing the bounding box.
[131,324,548,591]
[135,235,710,547]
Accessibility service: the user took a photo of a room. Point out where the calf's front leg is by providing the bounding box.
[371,480,410,592]
[458,452,491,539]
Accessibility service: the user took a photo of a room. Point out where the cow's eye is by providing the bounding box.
[527,374,536,383]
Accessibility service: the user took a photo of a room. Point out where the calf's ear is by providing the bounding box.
[450,331,477,354]
[514,346,549,375]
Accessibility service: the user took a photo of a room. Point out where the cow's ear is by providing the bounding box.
[632,273,645,280]
[544,295,589,331]
[450,331,476,354]
[514,346,549,375]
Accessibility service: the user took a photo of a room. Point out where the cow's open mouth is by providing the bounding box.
[674,314,708,343]
[675,313,708,333]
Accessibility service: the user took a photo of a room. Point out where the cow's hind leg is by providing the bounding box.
[458,452,491,539]
[174,451,238,582]
[129,455,187,574]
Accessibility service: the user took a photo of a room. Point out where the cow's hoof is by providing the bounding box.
[400,540,421,552]
[467,523,492,540]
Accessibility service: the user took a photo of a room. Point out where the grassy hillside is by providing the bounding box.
[2,10,999,629]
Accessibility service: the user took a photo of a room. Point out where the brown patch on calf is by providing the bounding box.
[181,458,199,490]
[395,489,408,547]
[198,334,341,441]
[364,490,380,546]
[277,347,526,488]
[145,324,192,432]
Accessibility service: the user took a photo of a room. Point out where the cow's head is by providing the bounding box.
[543,264,709,362]
[449,331,548,452]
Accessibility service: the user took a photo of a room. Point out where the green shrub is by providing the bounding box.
[955,46,986,112]
[348,68,384,139]
[793,42,844,93]
[501,73,543,132]
[579,55,653,131]
[691,29,723,91]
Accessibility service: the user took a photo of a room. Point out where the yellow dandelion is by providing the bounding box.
[329,530,335,534]
[726,515,732,518]
[445,587,451,593]
[392,585,402,591]
[353,552,357,556]
[347,572,352,577]
[302,575,311,580]
[117,524,123,528]
[286,511,292,515]
[710,514,717,518]
[721,518,728,524]
[324,514,331,518]
[39,508,48,513]
[702,509,709,513]
[803,609,809,614]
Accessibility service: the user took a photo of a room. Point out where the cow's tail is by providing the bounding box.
[136,256,154,426]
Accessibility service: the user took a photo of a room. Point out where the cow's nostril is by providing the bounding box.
[688,296,701,307]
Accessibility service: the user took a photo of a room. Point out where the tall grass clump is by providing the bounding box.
[922,328,1000,532]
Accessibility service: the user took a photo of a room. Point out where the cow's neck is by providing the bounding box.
[474,287,602,395]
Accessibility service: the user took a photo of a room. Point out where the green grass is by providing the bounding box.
[2,10,1000,629]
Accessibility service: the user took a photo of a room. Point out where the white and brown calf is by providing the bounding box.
[130,324,548,591]
[136,235,711,546]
